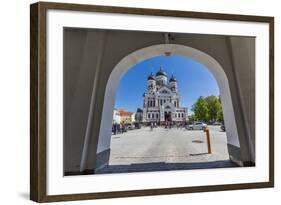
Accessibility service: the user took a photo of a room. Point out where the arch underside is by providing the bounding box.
[94,44,253,171]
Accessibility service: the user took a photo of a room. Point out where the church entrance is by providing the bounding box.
[164,111,171,122]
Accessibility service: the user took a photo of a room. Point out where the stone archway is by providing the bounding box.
[95,44,241,171]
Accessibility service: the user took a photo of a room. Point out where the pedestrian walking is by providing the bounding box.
[113,123,117,135]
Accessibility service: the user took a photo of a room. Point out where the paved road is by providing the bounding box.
[97,126,235,173]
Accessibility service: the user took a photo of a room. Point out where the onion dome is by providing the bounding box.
[156,66,167,77]
[169,74,177,82]
[147,73,155,80]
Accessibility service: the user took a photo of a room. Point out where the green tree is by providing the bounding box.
[205,95,221,123]
[191,96,209,122]
[217,106,224,122]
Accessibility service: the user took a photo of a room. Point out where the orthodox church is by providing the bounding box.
[142,66,188,125]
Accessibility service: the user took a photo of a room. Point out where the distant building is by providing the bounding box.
[135,108,143,123]
[116,109,135,124]
[130,113,136,123]
[112,109,121,124]
[142,66,188,125]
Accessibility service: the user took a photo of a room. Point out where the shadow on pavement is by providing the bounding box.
[96,160,239,174]
[189,153,208,156]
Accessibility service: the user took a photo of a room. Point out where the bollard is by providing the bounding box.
[204,127,212,154]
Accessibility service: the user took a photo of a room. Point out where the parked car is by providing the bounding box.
[187,122,207,130]
[213,121,221,126]
[220,124,226,132]
[126,123,135,130]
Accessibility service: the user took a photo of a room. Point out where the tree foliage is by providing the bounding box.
[191,96,209,122]
[191,95,224,123]
[205,95,221,123]
[217,106,224,122]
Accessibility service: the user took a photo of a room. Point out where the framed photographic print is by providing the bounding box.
[30,1,274,202]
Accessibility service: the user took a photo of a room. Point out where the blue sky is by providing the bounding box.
[115,56,219,113]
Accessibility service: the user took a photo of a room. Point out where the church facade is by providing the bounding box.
[142,66,188,125]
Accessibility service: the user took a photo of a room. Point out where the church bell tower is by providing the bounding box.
[147,73,156,92]
[169,74,178,92]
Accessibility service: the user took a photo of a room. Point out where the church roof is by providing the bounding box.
[147,73,155,80]
[118,109,133,117]
[156,66,167,77]
[169,74,177,82]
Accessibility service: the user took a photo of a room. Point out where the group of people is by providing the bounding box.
[112,122,126,135]
[150,121,186,130]
[113,121,187,134]
[149,122,158,131]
